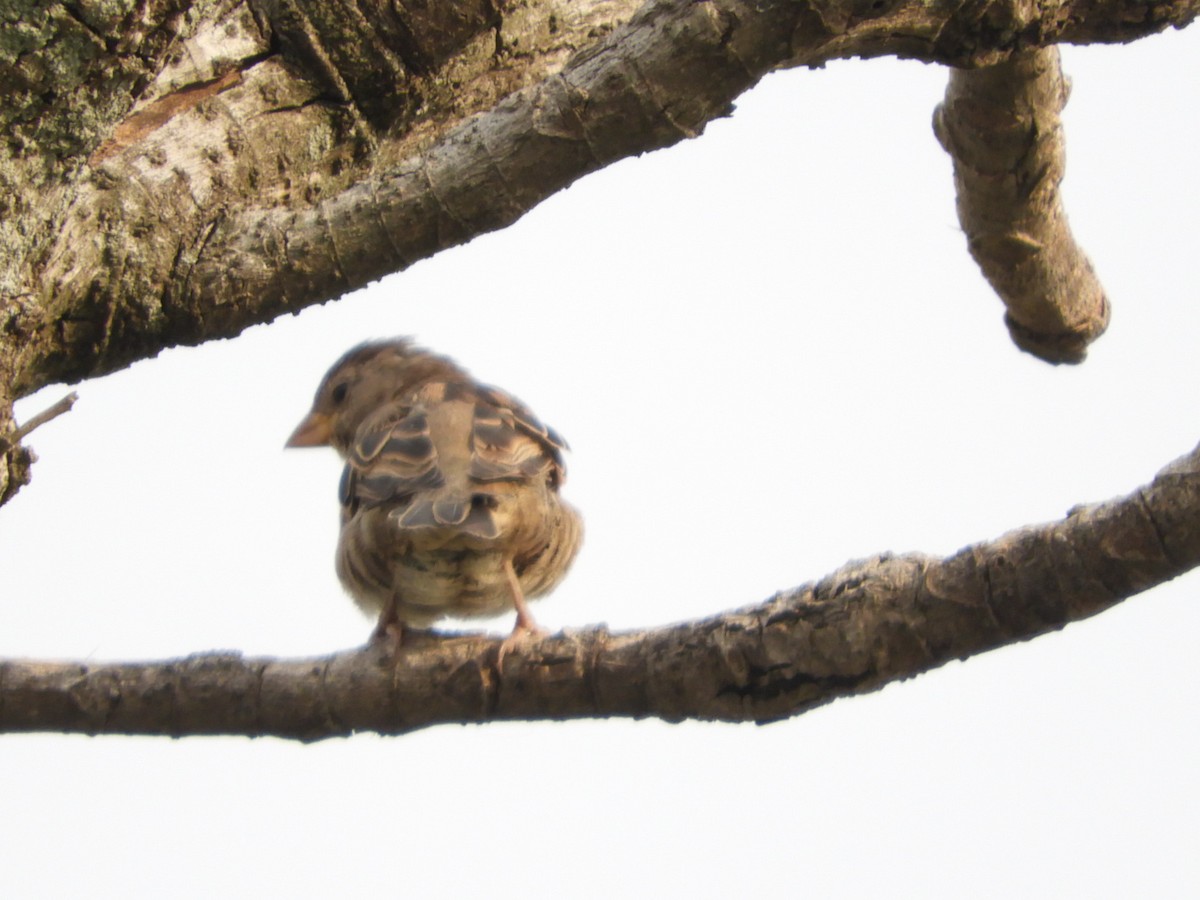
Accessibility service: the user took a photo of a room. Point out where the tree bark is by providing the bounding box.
[4,438,1197,741]
[935,47,1110,363]
[2,0,1196,401]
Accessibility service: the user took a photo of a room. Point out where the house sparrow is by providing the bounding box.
[286,338,582,649]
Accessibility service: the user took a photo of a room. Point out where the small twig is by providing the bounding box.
[2,392,79,451]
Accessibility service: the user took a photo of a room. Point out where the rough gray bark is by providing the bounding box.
[935,47,1109,363]
[3,441,1198,740]
[3,0,1196,402]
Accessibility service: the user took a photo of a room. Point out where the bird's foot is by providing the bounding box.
[495,621,549,670]
[368,618,406,661]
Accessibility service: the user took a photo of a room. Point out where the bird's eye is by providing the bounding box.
[331,383,349,405]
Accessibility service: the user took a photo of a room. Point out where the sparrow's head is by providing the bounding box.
[286,338,461,454]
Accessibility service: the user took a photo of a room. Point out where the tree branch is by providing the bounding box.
[12,0,1197,394]
[934,48,1109,363]
[0,392,78,451]
[4,437,1198,741]
[0,392,77,505]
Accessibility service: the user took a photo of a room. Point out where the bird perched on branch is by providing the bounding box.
[286,338,582,649]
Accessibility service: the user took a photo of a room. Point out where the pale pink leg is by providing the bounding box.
[369,595,406,654]
[497,560,547,666]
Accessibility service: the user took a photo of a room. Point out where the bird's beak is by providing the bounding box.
[286,411,333,448]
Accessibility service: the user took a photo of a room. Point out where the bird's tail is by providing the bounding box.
[390,491,500,540]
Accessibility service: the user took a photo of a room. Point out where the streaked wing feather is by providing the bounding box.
[469,386,568,486]
[344,403,445,509]
[338,463,355,508]
[476,384,569,450]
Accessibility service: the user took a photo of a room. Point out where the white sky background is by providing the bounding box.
[2,28,1198,899]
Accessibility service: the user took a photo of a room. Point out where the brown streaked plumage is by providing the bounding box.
[286,338,582,647]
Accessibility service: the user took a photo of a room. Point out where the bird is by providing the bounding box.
[286,338,582,651]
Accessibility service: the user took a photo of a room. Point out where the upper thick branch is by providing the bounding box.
[9,0,1197,395]
[3,437,1198,740]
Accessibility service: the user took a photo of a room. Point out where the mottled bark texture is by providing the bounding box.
[934,48,1109,363]
[3,439,1198,740]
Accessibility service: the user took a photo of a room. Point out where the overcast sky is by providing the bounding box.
[2,27,1198,899]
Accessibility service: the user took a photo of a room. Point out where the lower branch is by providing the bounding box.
[3,439,1199,741]
[934,48,1110,363]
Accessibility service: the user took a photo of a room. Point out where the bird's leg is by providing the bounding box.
[496,560,547,667]
[504,559,547,636]
[369,594,406,655]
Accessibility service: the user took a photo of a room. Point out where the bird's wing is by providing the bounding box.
[340,401,444,516]
[341,385,569,542]
[469,383,569,488]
